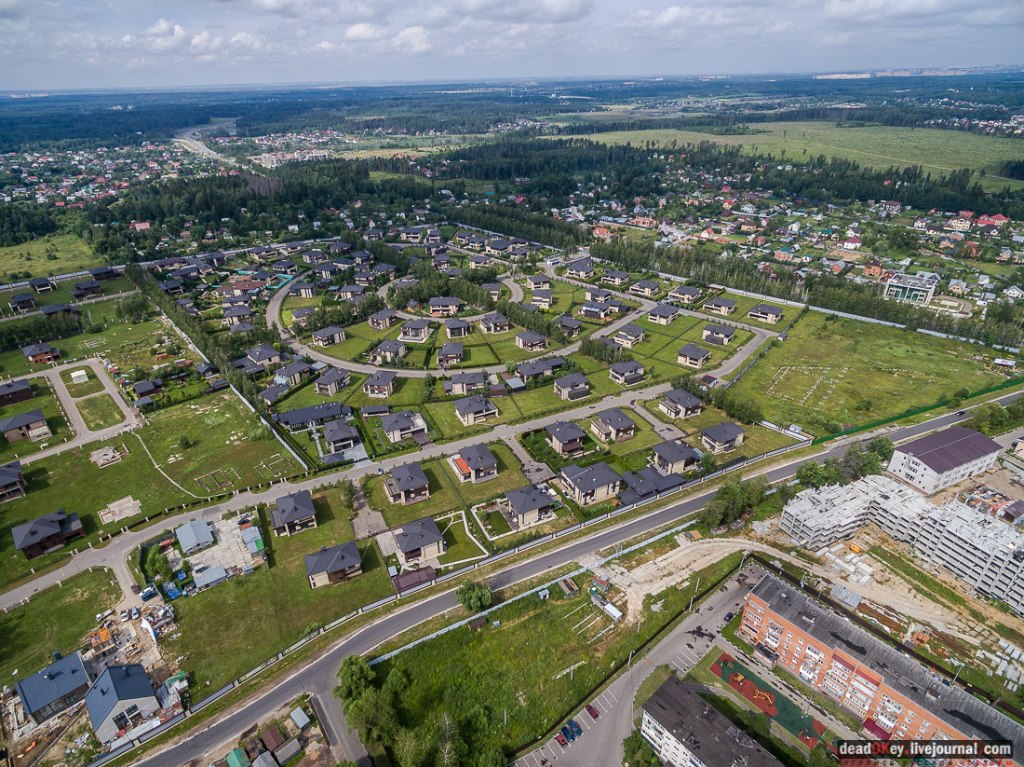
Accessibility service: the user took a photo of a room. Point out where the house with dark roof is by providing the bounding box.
[748,303,784,324]
[447,370,486,396]
[323,420,360,454]
[245,344,282,369]
[400,319,433,343]
[382,411,428,443]
[630,279,660,297]
[888,426,1002,494]
[12,509,84,559]
[516,356,566,382]
[363,370,397,398]
[659,388,703,419]
[273,402,345,430]
[449,443,498,483]
[565,257,596,279]
[479,312,510,334]
[22,343,60,364]
[702,324,735,346]
[0,379,33,407]
[560,463,622,506]
[515,331,548,352]
[555,314,583,338]
[504,484,555,528]
[0,460,27,502]
[701,422,745,454]
[9,293,35,313]
[578,301,614,320]
[609,360,645,386]
[132,378,163,398]
[394,517,446,565]
[291,281,317,298]
[336,284,365,301]
[370,340,407,364]
[437,342,464,367]
[175,519,214,555]
[446,318,471,339]
[271,490,318,536]
[704,296,736,316]
[85,664,159,744]
[527,275,550,290]
[222,305,253,326]
[553,372,590,401]
[274,360,312,387]
[647,304,680,325]
[0,408,50,442]
[618,467,686,506]
[652,440,700,474]
[305,541,362,589]
[385,463,431,505]
[602,269,629,287]
[546,422,587,457]
[259,384,289,406]
[590,408,636,443]
[614,324,646,349]
[311,326,346,347]
[314,367,350,396]
[585,287,612,303]
[455,395,498,426]
[668,285,701,304]
[369,309,400,330]
[531,289,554,309]
[677,343,711,369]
[16,651,91,725]
[30,276,57,293]
[428,297,462,317]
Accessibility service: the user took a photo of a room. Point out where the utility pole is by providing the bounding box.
[688,577,701,612]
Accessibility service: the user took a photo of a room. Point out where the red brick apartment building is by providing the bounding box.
[741,575,1024,764]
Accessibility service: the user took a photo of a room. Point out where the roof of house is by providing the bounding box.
[323,419,359,446]
[554,372,589,390]
[429,296,461,306]
[247,344,279,362]
[0,379,31,398]
[594,408,634,431]
[481,312,508,325]
[653,440,700,465]
[394,517,444,553]
[516,330,546,344]
[273,402,345,427]
[312,325,345,340]
[175,519,213,552]
[454,443,496,473]
[648,303,679,318]
[750,303,784,316]
[450,371,485,386]
[670,285,701,297]
[750,574,1024,757]
[642,676,783,767]
[633,279,660,290]
[316,367,349,386]
[12,509,81,551]
[446,318,470,330]
[16,651,90,716]
[273,490,316,528]
[561,462,621,492]
[619,467,686,504]
[369,309,398,322]
[707,296,737,308]
[85,664,155,732]
[556,315,583,329]
[703,422,745,443]
[895,426,1002,474]
[678,342,710,359]
[546,421,586,443]
[382,411,424,433]
[506,484,553,516]
[616,324,645,340]
[276,360,311,378]
[0,459,23,487]
[455,395,495,417]
[609,360,644,375]
[365,370,398,388]
[516,357,566,378]
[21,343,55,357]
[438,342,463,358]
[389,462,429,491]
[304,541,361,577]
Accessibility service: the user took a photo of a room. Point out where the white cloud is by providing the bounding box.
[393,25,431,53]
[144,18,188,51]
[448,0,595,23]
[230,31,266,50]
[345,22,384,41]
[312,39,335,50]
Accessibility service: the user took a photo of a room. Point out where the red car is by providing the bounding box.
[555,732,568,747]
[586,704,599,720]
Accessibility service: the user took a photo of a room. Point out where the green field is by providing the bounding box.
[365,443,527,528]
[627,313,754,380]
[140,391,303,494]
[163,485,394,691]
[0,385,70,463]
[700,293,790,330]
[76,393,125,431]
[728,312,1005,434]
[61,367,105,397]
[0,568,121,683]
[579,121,1024,192]
[0,234,104,282]
[372,552,742,755]
[0,275,132,316]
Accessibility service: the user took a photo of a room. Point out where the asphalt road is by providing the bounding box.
[125,392,1024,767]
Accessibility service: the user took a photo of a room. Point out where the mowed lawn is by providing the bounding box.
[579,121,1024,192]
[698,292,791,330]
[0,234,105,282]
[141,391,304,493]
[728,312,1005,433]
[0,437,189,589]
[365,443,527,528]
[0,385,71,463]
[163,485,394,692]
[0,568,121,682]
[626,314,753,380]
[76,393,125,431]
[312,320,399,363]
[61,367,105,397]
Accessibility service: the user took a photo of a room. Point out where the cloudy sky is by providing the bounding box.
[1,0,1022,90]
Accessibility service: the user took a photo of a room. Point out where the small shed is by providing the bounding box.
[273,738,302,765]
[468,617,486,632]
[252,753,277,767]
[290,706,310,730]
[260,725,285,752]
[71,370,89,385]
[226,749,251,767]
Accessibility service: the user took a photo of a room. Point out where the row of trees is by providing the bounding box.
[0,311,84,353]
[795,436,895,488]
[671,374,764,425]
[966,400,1024,436]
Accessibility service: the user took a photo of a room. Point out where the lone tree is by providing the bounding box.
[335,654,374,704]
[456,580,492,612]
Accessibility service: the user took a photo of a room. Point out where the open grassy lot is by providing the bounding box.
[0,437,189,589]
[280,294,321,325]
[274,375,362,410]
[76,393,125,431]
[345,375,425,408]
[163,486,394,691]
[61,367,105,397]
[0,234,104,282]
[0,568,121,682]
[474,329,542,364]
[626,313,754,380]
[313,320,398,363]
[373,552,742,755]
[140,391,303,494]
[436,513,488,566]
[0,384,71,463]
[728,312,1005,434]
[578,121,1024,192]
[0,276,133,316]
[365,443,527,528]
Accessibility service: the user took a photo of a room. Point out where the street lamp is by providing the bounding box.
[951,660,964,685]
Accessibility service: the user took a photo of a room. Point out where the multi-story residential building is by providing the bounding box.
[883,272,938,305]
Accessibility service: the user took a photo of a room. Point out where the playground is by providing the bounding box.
[711,652,828,750]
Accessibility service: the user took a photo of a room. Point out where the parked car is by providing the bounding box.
[561,725,576,743]
[131,584,141,595]
[586,704,599,720]
[555,732,568,747]
[119,610,129,623]
[725,611,735,622]
[131,606,140,620]
[568,719,583,738]
[95,609,113,622]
